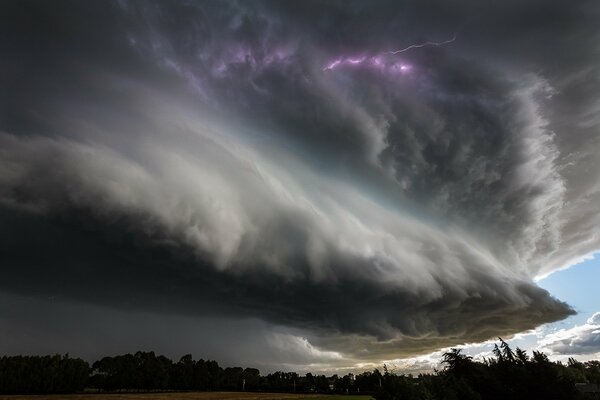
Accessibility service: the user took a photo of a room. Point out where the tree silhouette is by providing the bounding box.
[2,342,598,398]
[442,348,474,377]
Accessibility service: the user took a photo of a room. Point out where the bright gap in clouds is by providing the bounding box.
[538,254,600,326]
[387,254,600,374]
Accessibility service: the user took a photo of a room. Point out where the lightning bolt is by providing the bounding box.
[323,34,457,72]
[386,34,457,55]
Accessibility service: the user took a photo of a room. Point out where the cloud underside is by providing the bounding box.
[1,0,599,364]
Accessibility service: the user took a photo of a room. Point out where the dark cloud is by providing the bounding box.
[0,0,598,367]
[0,292,344,373]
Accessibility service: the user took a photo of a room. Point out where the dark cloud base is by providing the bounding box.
[0,206,573,361]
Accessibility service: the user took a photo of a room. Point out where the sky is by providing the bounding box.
[1,0,600,374]
[388,254,600,375]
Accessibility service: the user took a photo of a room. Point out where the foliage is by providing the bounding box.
[2,339,600,398]
[0,354,88,394]
[374,339,589,400]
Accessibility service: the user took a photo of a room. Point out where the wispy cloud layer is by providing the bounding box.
[540,313,600,355]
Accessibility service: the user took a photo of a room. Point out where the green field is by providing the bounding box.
[0,393,373,400]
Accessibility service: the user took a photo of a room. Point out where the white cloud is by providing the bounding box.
[539,312,600,355]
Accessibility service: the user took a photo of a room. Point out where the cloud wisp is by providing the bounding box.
[540,313,600,356]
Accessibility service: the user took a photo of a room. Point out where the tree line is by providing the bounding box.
[89,352,353,393]
[376,339,600,400]
[1,339,600,398]
[0,354,88,394]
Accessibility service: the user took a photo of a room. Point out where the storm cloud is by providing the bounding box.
[1,0,599,369]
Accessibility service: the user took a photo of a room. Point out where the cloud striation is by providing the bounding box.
[1,0,599,369]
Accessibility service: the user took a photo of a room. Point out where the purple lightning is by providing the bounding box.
[323,34,456,72]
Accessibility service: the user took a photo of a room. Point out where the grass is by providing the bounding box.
[0,392,373,400]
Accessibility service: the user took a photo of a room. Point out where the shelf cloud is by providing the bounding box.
[1,0,599,369]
